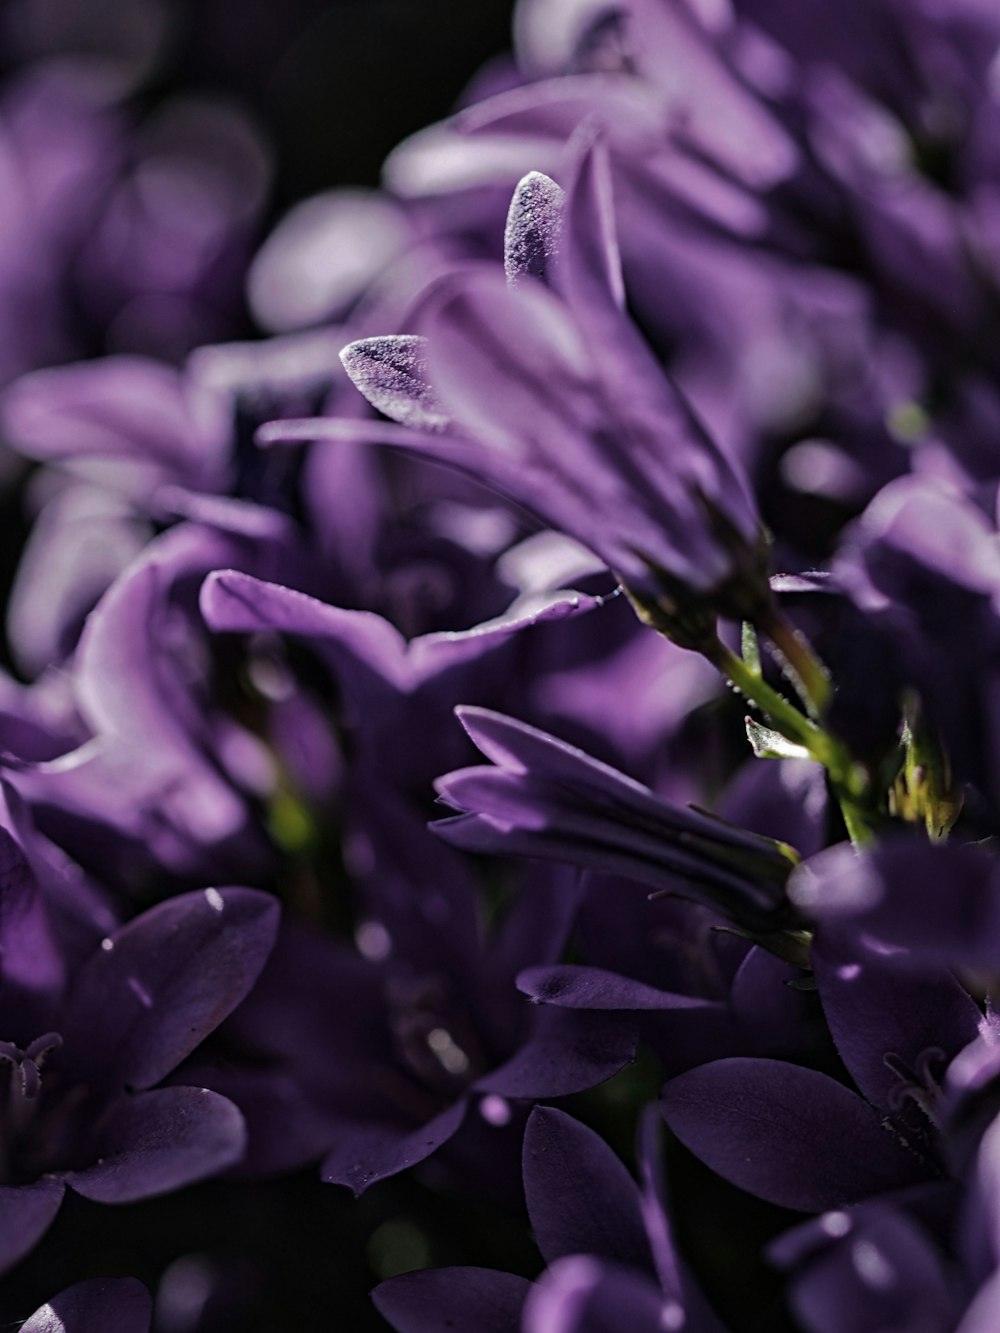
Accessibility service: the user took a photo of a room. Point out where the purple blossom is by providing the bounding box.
[0,828,278,1271]
[375,1105,724,1333]
[3,0,1000,1324]
[278,141,772,645]
[209,869,636,1195]
[434,707,797,933]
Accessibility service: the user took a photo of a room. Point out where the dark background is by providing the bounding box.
[2,0,519,204]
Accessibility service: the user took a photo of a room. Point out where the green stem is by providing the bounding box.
[713,643,827,754]
[712,641,873,845]
[837,795,874,847]
[758,609,831,719]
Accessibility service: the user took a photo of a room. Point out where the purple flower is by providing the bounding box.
[0,827,278,1272]
[770,1199,957,1333]
[660,922,981,1213]
[275,141,771,646]
[434,707,797,933]
[8,521,288,888]
[1,356,231,501]
[216,866,635,1195]
[832,475,1000,805]
[787,836,1000,970]
[199,564,608,806]
[375,1105,724,1332]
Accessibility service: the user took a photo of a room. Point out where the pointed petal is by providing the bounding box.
[374,1268,530,1333]
[321,1098,469,1196]
[340,335,451,431]
[65,888,279,1091]
[201,569,409,696]
[477,1007,636,1098]
[0,1178,65,1275]
[812,932,980,1116]
[504,171,565,286]
[23,1278,152,1333]
[67,1087,246,1203]
[661,1058,922,1211]
[1,357,222,488]
[523,1106,651,1268]
[518,964,721,1012]
[554,134,625,318]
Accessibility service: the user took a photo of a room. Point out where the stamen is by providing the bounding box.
[0,1033,62,1100]
[883,1046,946,1126]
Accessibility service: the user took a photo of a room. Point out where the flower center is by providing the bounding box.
[0,1033,77,1185]
[385,974,487,1100]
[883,1045,946,1126]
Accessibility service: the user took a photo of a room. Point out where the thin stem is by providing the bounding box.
[759,609,831,719]
[837,795,874,846]
[712,640,874,845]
[712,643,827,755]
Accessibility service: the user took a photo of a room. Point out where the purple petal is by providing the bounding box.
[787,1209,955,1333]
[201,569,409,696]
[790,839,1000,968]
[23,1278,152,1333]
[410,586,610,667]
[255,413,476,461]
[661,1058,923,1212]
[420,267,593,466]
[7,484,149,677]
[523,1256,677,1333]
[518,964,722,1012]
[504,170,565,286]
[523,1106,652,1269]
[153,488,295,541]
[339,335,451,431]
[0,1178,65,1275]
[321,1098,469,1196]
[450,709,773,856]
[0,821,65,1018]
[373,1268,531,1333]
[202,572,605,711]
[438,709,791,926]
[67,1087,246,1203]
[1,356,224,493]
[65,887,279,1090]
[247,189,411,332]
[70,549,253,850]
[634,1107,726,1333]
[477,1008,636,1099]
[812,932,980,1116]
[553,134,625,320]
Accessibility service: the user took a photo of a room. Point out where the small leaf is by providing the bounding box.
[741,621,762,675]
[746,717,811,760]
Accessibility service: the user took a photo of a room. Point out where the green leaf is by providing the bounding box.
[745,717,811,761]
[741,621,762,675]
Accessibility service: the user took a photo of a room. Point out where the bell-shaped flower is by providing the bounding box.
[273,141,771,646]
[434,707,797,933]
[0,828,279,1274]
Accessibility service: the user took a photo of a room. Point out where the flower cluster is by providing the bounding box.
[1,0,1000,1329]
